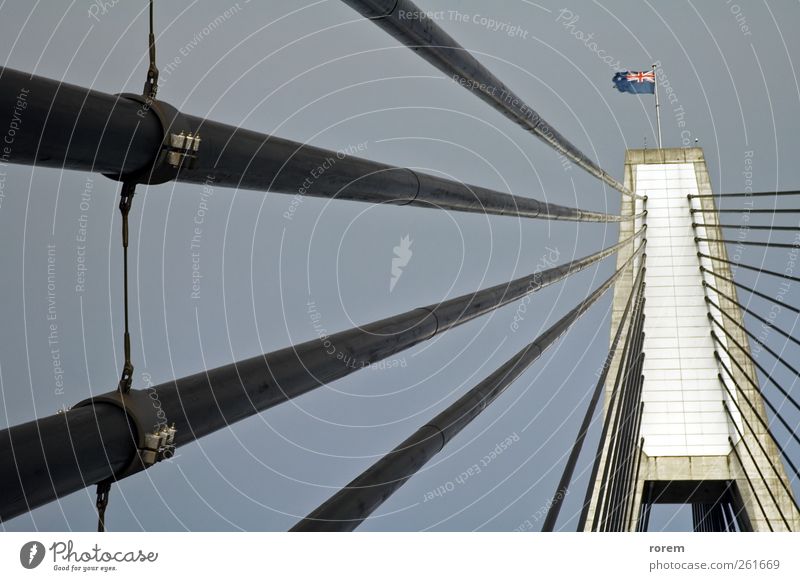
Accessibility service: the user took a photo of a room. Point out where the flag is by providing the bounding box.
[613,70,655,94]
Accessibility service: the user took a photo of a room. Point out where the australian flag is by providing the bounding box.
[613,70,656,94]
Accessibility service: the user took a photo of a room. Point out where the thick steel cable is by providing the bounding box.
[0,67,641,224]
[340,0,640,200]
[1,231,649,521]
[290,246,643,531]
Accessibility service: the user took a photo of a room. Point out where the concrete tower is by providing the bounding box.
[583,148,799,532]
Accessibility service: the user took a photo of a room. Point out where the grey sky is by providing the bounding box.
[1,0,799,532]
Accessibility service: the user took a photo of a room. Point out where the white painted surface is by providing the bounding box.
[633,163,740,457]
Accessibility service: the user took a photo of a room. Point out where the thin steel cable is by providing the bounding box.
[723,402,791,530]
[728,436,774,531]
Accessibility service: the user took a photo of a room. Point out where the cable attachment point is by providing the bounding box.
[96,480,112,532]
[143,0,159,100]
[166,132,201,169]
[141,424,178,466]
[117,182,137,394]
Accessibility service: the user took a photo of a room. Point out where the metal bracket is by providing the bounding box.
[166,130,201,169]
[73,389,176,480]
[102,94,199,186]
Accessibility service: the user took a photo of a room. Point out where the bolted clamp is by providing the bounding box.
[102,94,200,186]
[73,388,177,480]
[166,131,201,168]
[141,423,177,465]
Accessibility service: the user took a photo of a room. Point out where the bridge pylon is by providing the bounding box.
[582,148,800,532]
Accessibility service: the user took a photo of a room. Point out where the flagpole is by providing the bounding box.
[652,63,663,148]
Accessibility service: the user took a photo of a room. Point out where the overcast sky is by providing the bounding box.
[1,0,799,532]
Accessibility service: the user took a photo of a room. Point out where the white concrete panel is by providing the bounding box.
[634,163,740,457]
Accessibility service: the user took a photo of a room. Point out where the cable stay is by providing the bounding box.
[701,223,800,232]
[340,0,640,200]
[715,356,800,480]
[722,402,791,530]
[717,377,800,516]
[697,237,800,250]
[290,244,644,531]
[692,208,800,214]
[578,268,647,531]
[689,190,800,199]
[541,259,646,531]
[698,253,800,285]
[703,281,800,351]
[728,436,774,531]
[706,302,800,385]
[708,319,800,416]
[0,230,643,522]
[700,267,800,316]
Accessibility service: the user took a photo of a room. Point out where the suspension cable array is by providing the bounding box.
[341,0,642,200]
[577,256,648,531]
[291,243,644,531]
[541,256,646,531]
[689,190,800,199]
[0,0,798,533]
[0,230,644,522]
